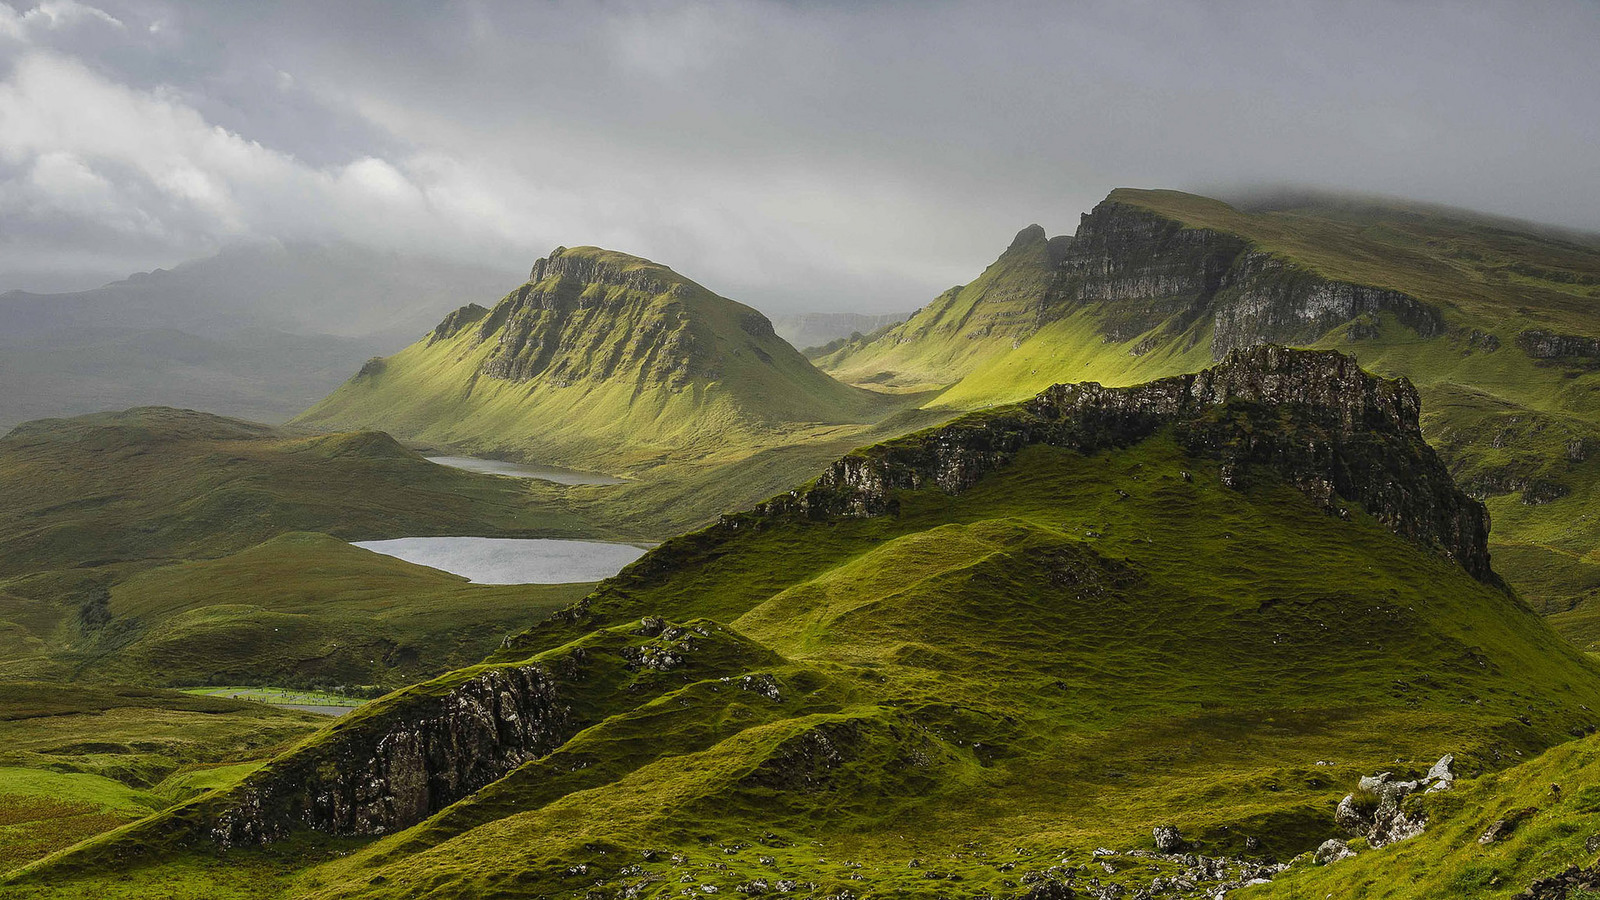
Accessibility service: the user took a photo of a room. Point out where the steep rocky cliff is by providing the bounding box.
[1053,200,1445,358]
[761,347,1494,583]
[210,663,571,847]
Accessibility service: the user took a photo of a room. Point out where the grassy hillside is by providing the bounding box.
[296,246,896,474]
[821,189,1600,629]
[0,683,321,876]
[78,533,592,689]
[0,407,611,688]
[814,224,1070,390]
[19,352,1600,899]
[1248,727,1600,898]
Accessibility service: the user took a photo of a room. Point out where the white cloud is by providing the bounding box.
[0,50,545,274]
[0,0,122,42]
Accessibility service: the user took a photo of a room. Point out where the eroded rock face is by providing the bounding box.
[471,246,712,387]
[1052,202,1444,358]
[428,302,489,344]
[1519,329,1600,360]
[758,347,1495,584]
[210,664,571,848]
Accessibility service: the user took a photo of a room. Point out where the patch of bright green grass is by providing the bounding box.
[0,682,322,875]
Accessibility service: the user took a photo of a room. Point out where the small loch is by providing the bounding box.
[425,455,625,485]
[352,537,647,584]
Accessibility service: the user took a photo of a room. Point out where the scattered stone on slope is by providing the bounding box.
[1313,839,1356,866]
[1151,825,1185,854]
[1515,862,1600,899]
[1480,807,1539,845]
[1333,755,1454,848]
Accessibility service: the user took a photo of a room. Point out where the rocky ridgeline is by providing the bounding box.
[1052,200,1444,358]
[741,346,1495,584]
[210,664,573,848]
[428,301,488,344]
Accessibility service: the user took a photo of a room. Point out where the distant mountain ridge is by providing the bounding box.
[769,310,911,352]
[0,242,520,429]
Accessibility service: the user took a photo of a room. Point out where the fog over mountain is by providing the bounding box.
[1,0,1597,315]
[0,242,518,428]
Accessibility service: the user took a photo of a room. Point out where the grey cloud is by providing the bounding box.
[1,0,1597,314]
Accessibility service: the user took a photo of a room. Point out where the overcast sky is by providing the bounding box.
[2,0,1598,311]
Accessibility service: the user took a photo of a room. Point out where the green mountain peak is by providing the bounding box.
[294,245,881,470]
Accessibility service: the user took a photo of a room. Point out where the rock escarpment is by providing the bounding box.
[476,247,709,386]
[210,664,571,847]
[750,347,1495,584]
[1519,329,1600,361]
[428,302,488,344]
[1054,201,1445,357]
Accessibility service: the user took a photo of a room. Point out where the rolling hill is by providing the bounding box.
[19,349,1600,899]
[295,246,896,474]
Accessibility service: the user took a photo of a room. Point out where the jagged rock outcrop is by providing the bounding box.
[1334,756,1455,848]
[1053,201,1445,357]
[1053,202,1247,346]
[429,302,488,344]
[1519,329,1600,360]
[210,664,571,847]
[753,347,1495,584]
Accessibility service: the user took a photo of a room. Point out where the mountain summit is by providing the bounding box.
[295,246,877,470]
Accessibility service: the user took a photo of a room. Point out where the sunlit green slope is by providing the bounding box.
[813,224,1071,390]
[825,189,1600,626]
[295,247,891,473]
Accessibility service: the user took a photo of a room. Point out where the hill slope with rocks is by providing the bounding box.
[19,349,1600,900]
[823,189,1600,635]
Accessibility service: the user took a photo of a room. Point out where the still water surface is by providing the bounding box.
[353,536,646,584]
[425,455,625,485]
